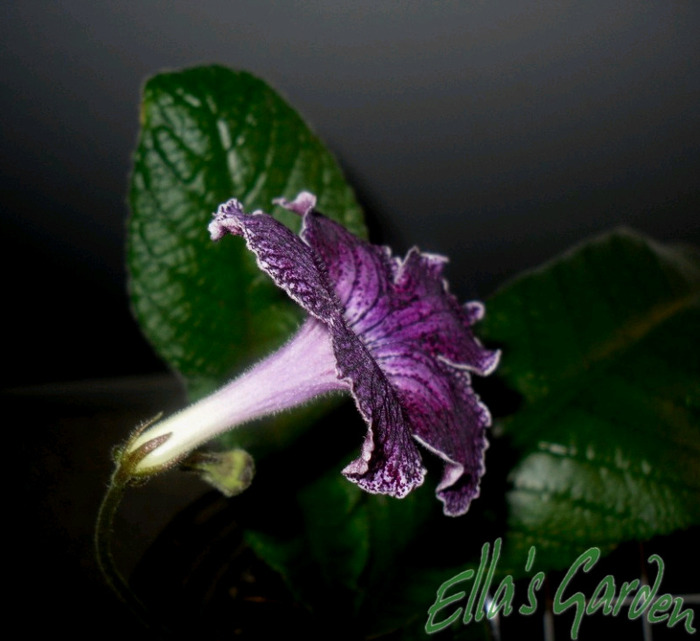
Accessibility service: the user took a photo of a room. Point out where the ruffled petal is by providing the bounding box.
[298,206,499,515]
[210,197,425,499]
[300,207,396,332]
[209,199,337,322]
[333,321,425,497]
[212,194,498,513]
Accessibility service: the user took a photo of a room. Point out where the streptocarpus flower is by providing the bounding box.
[126,192,499,516]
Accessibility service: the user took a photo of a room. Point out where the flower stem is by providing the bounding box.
[95,478,131,604]
[94,414,171,631]
[94,474,155,627]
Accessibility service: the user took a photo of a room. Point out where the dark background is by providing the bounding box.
[4,2,698,637]
[2,1,698,388]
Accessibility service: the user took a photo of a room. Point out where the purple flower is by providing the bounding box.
[127,193,499,516]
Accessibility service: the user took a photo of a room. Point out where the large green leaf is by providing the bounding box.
[481,228,700,569]
[128,65,365,398]
[363,230,700,637]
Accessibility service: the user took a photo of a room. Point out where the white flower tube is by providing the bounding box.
[126,317,347,476]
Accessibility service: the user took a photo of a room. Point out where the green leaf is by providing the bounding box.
[298,476,370,598]
[127,65,365,398]
[245,465,434,622]
[481,228,700,569]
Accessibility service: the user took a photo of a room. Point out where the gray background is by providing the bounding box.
[2,1,698,387]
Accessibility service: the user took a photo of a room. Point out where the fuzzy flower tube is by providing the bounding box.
[125,192,499,516]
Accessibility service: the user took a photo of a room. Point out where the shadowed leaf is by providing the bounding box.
[481,229,700,568]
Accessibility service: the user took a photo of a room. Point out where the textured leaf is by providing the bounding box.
[481,228,700,568]
[128,65,365,397]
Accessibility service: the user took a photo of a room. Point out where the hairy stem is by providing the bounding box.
[94,473,154,627]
